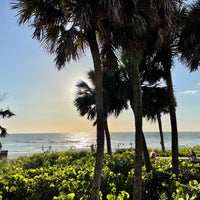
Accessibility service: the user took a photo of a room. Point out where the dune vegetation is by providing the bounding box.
[0,147,200,200]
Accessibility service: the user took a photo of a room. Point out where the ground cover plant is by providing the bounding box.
[0,147,200,200]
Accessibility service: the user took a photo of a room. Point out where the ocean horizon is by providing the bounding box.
[1,131,200,159]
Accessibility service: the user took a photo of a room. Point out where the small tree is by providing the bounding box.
[0,95,15,149]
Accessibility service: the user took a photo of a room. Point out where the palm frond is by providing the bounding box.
[12,0,87,69]
[142,86,172,122]
[74,80,96,120]
[0,109,15,118]
[0,126,7,137]
[178,1,200,70]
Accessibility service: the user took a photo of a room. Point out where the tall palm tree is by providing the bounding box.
[121,51,177,156]
[120,52,171,166]
[111,3,154,199]
[156,44,180,173]
[12,1,115,199]
[139,55,167,152]
[112,1,176,198]
[120,54,154,174]
[12,1,125,199]
[142,86,173,152]
[74,70,129,155]
[148,1,185,171]
[138,0,184,174]
[140,39,180,174]
[159,1,187,174]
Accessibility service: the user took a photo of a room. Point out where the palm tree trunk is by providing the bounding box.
[87,30,105,200]
[129,55,143,200]
[142,132,151,172]
[164,67,179,174]
[157,113,165,152]
[160,44,179,174]
[104,119,112,155]
[130,102,151,173]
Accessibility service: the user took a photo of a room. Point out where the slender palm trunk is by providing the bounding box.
[130,99,151,173]
[142,132,151,172]
[104,119,112,155]
[164,66,179,174]
[160,44,179,174]
[129,55,143,200]
[157,113,165,152]
[88,30,105,200]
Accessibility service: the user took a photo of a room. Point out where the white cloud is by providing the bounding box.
[180,90,199,95]
[198,82,200,86]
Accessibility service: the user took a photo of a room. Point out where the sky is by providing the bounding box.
[0,0,200,134]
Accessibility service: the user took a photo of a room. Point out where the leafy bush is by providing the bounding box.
[1,148,200,199]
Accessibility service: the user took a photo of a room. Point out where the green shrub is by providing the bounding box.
[1,148,200,199]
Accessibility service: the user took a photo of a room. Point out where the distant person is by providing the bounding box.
[90,144,95,152]
[45,145,52,154]
[150,150,157,160]
[42,145,45,153]
[189,149,197,161]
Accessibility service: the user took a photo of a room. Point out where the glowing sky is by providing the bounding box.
[0,0,200,133]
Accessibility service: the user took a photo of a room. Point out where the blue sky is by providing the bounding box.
[0,0,200,133]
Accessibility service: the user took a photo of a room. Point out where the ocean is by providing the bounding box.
[1,132,200,159]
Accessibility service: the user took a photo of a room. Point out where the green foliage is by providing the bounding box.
[1,148,200,199]
[150,145,200,158]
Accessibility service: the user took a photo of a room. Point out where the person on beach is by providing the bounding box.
[90,144,95,152]
[42,145,45,153]
[44,145,52,154]
[189,149,197,161]
[150,150,157,160]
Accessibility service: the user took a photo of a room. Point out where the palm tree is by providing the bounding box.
[119,54,154,174]
[112,1,176,198]
[121,52,171,167]
[12,2,101,199]
[139,52,178,153]
[139,55,167,152]
[112,4,153,199]
[157,44,180,173]
[12,1,123,199]
[147,2,184,172]
[139,39,180,174]
[158,1,188,174]
[142,86,173,152]
[138,0,184,174]
[74,70,129,155]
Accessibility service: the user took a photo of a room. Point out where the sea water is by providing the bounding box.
[1,132,200,159]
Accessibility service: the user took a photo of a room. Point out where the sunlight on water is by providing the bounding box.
[1,131,200,159]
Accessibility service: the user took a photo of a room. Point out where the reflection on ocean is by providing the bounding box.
[1,132,200,159]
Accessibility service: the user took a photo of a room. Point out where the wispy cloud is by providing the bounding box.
[198,82,200,86]
[180,90,199,95]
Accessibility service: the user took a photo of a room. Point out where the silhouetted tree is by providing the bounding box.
[0,95,15,137]
[74,70,128,155]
